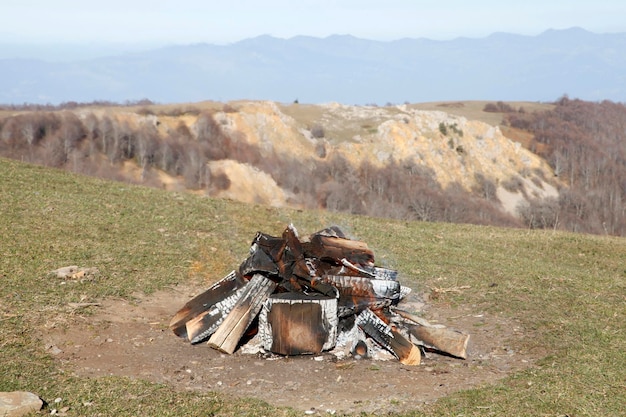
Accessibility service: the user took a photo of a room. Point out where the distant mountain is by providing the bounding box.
[1,27,625,105]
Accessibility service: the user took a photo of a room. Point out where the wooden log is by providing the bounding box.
[259,293,338,355]
[390,329,422,366]
[283,225,337,297]
[394,309,470,359]
[311,226,347,239]
[304,234,375,267]
[322,275,401,317]
[338,259,399,281]
[208,274,277,354]
[239,241,279,277]
[405,324,469,359]
[169,271,245,340]
[291,260,338,297]
[185,284,246,344]
[247,232,286,263]
[355,308,421,365]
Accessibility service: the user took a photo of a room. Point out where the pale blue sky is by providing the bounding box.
[2,0,625,45]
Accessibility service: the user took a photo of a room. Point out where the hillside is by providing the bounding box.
[0,99,560,228]
[1,157,624,416]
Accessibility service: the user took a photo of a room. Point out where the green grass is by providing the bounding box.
[1,157,625,416]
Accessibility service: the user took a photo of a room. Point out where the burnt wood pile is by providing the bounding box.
[170,225,469,365]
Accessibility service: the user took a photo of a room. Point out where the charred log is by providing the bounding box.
[259,293,338,355]
[355,308,421,365]
[208,274,277,354]
[169,271,245,340]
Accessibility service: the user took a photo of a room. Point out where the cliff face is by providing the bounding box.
[200,101,558,215]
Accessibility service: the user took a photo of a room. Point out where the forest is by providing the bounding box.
[1,97,626,236]
[500,96,626,235]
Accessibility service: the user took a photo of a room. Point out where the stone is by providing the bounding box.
[0,391,43,417]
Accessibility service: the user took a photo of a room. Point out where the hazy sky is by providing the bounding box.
[2,0,626,45]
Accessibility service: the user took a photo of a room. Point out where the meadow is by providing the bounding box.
[1,157,624,416]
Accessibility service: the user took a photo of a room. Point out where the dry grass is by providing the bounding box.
[409,100,555,127]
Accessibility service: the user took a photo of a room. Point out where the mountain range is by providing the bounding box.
[1,27,625,105]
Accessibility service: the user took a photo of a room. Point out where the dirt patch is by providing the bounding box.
[43,285,540,415]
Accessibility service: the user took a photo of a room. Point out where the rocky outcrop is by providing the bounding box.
[112,100,559,216]
[0,392,43,417]
[207,101,559,216]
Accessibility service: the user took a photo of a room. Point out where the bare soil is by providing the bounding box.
[43,285,541,415]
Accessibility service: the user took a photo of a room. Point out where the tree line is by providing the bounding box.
[502,96,626,235]
[0,105,522,230]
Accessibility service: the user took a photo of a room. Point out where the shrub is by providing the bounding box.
[311,124,325,139]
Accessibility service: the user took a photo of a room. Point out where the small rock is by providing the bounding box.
[46,345,63,355]
[49,266,99,280]
[0,391,43,417]
[49,266,79,279]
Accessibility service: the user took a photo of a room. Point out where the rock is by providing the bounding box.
[49,266,99,280]
[49,266,80,278]
[0,391,43,417]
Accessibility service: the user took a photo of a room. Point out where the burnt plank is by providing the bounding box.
[249,232,285,263]
[239,241,279,277]
[208,274,277,354]
[322,274,401,316]
[169,271,245,340]
[356,308,421,365]
[304,234,375,266]
[259,293,338,355]
[185,284,247,344]
[312,226,347,238]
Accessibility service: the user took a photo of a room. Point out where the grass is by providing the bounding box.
[1,156,625,416]
[409,100,555,127]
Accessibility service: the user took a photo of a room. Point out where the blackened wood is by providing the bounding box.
[355,308,395,356]
[283,225,337,297]
[239,241,279,277]
[312,226,346,239]
[355,308,421,365]
[304,235,375,267]
[208,274,277,354]
[169,271,245,340]
[292,259,338,297]
[185,284,246,344]
[283,224,304,258]
[259,293,338,355]
[249,232,285,263]
[322,275,401,316]
[335,260,399,281]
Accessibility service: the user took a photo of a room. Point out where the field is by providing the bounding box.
[1,157,624,416]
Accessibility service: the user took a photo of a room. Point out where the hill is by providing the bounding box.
[0,99,559,228]
[3,97,626,236]
[1,157,624,416]
[1,28,626,104]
